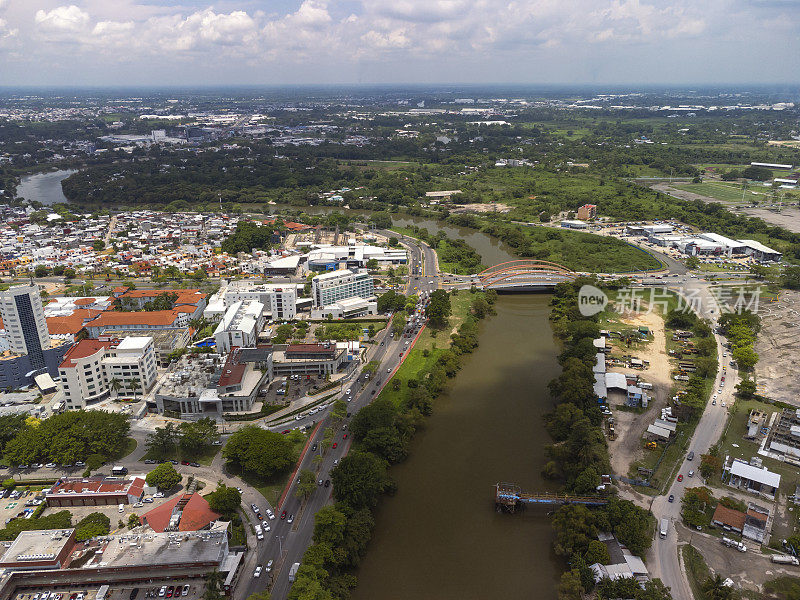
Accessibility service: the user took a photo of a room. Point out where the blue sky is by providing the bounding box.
[0,0,798,86]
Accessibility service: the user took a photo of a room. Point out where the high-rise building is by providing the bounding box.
[311,269,375,308]
[0,284,50,369]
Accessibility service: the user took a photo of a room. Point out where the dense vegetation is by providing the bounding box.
[2,411,130,467]
[545,279,657,598]
[288,289,496,599]
[222,425,297,478]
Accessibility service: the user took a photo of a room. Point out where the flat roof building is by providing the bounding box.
[214,300,264,354]
[312,269,375,308]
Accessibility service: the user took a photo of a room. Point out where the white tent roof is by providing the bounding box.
[729,460,781,488]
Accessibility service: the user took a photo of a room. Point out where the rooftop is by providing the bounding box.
[141,493,221,533]
[0,529,75,566]
[59,339,115,368]
[87,310,181,329]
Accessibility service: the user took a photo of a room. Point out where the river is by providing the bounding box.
[15,169,76,205]
[351,296,562,600]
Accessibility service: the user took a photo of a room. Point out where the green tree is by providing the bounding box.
[331,451,392,510]
[296,469,318,501]
[202,570,226,600]
[128,513,140,529]
[34,265,49,278]
[584,539,611,565]
[93,240,105,251]
[109,377,123,397]
[732,345,758,370]
[146,462,182,491]
[75,512,111,541]
[222,426,296,478]
[557,569,584,600]
[702,574,734,600]
[426,289,452,329]
[127,378,141,400]
[145,423,179,457]
[178,418,219,456]
[205,483,242,518]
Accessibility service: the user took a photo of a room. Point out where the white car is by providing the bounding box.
[266,509,275,520]
[266,559,274,572]
[346,388,351,395]
[721,401,726,407]
[263,524,271,532]
[153,492,164,498]
[387,368,391,373]
[254,565,263,578]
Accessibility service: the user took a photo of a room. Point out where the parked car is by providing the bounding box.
[254,565,262,578]
[668,494,674,503]
[677,474,683,482]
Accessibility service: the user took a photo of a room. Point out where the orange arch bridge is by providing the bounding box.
[478,260,576,291]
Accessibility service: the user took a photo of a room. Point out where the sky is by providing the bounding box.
[0,0,798,87]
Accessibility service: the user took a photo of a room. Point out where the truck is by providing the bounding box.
[289,562,300,582]
[660,518,669,539]
[111,466,128,477]
[771,554,800,565]
[721,537,747,552]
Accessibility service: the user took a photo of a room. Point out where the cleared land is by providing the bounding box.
[755,290,800,405]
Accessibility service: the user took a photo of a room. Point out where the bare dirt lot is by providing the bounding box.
[607,310,672,477]
[756,290,800,405]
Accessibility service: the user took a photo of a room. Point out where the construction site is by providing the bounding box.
[755,290,800,405]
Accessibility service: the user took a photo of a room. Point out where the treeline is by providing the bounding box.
[544,279,658,599]
[1,411,130,467]
[289,290,496,599]
[397,225,484,274]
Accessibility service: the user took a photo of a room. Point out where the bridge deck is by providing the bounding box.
[494,483,607,512]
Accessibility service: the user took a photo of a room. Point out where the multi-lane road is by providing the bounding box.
[239,234,439,599]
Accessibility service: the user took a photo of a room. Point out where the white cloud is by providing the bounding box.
[34,5,90,35]
[0,0,796,83]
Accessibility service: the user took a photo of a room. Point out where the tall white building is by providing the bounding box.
[205,283,299,321]
[59,336,157,409]
[312,269,375,308]
[214,301,265,354]
[0,284,50,369]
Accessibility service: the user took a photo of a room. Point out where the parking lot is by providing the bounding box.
[12,579,204,600]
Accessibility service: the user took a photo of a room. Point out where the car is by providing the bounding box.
[189,462,200,468]
[332,442,338,449]
[180,460,190,466]
[721,401,726,407]
[712,399,717,405]
[144,459,156,464]
[324,479,330,488]
[31,463,42,469]
[346,388,351,395]
[677,474,683,482]
[45,463,56,468]
[343,433,348,439]
[182,585,190,597]
[668,494,674,503]
[143,497,154,503]
[712,393,717,399]
[333,459,339,466]
[169,460,178,465]
[318,479,323,486]
[311,443,318,452]
[257,513,264,520]
[17,464,28,470]
[688,470,694,477]
[154,492,164,498]
[166,587,174,598]
[254,565,262,578]
[687,451,695,461]
[266,559,274,572]
[288,514,294,523]
[251,503,259,513]
[387,368,392,373]
[281,429,291,435]
[263,524,270,532]
[280,510,287,520]
[158,588,167,598]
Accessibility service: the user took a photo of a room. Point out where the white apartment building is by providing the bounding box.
[0,284,50,369]
[205,283,299,321]
[311,269,375,308]
[59,336,157,409]
[214,300,265,354]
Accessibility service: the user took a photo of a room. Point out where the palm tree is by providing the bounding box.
[109,378,123,398]
[127,378,141,401]
[702,574,733,600]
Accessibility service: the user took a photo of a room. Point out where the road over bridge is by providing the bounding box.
[477,260,576,291]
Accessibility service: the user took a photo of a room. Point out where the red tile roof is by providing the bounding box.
[86,310,181,329]
[712,504,746,530]
[73,298,96,306]
[59,339,114,368]
[140,493,220,532]
[47,309,103,336]
[286,343,334,354]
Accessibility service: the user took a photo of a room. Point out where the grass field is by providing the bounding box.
[377,290,479,408]
[673,181,771,203]
[682,545,712,600]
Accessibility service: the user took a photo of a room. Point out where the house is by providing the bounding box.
[711,504,746,534]
[743,504,770,543]
[725,457,781,498]
[588,532,649,584]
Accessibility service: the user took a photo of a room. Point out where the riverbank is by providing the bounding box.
[288,289,506,598]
